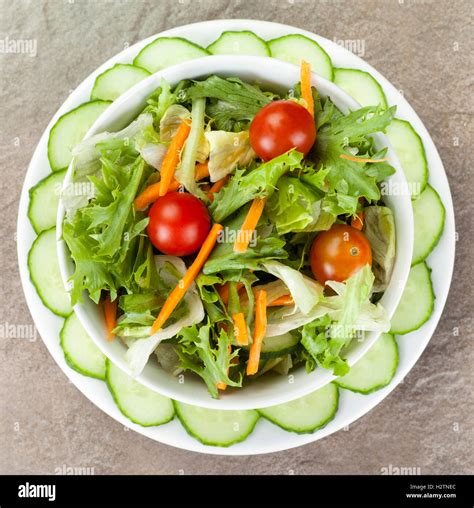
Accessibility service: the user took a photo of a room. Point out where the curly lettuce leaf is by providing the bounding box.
[266,176,335,234]
[184,75,273,131]
[314,103,396,202]
[175,324,242,398]
[204,206,288,274]
[210,149,304,223]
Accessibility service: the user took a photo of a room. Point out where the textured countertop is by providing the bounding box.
[1,0,472,474]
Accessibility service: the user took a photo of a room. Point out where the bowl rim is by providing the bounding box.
[56,54,414,410]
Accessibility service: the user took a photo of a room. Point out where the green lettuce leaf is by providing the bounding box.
[175,324,242,398]
[204,206,288,274]
[314,103,396,202]
[266,176,335,234]
[210,149,304,223]
[184,76,274,131]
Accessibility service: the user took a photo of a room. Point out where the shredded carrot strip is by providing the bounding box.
[217,281,244,305]
[233,198,266,253]
[340,154,388,163]
[300,60,314,117]
[150,223,223,334]
[134,161,208,211]
[134,182,161,211]
[267,294,295,307]
[246,290,267,375]
[104,294,117,342]
[207,176,229,202]
[351,211,365,230]
[158,120,191,197]
[232,312,249,346]
[195,161,210,181]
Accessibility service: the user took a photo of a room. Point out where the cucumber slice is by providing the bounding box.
[91,63,150,101]
[174,401,259,447]
[335,333,398,394]
[258,383,338,434]
[48,100,111,171]
[390,262,434,335]
[268,34,333,81]
[260,333,300,359]
[133,37,209,74]
[28,228,72,317]
[412,185,445,265]
[334,68,387,108]
[60,313,106,379]
[207,31,270,56]
[106,360,174,427]
[28,169,66,234]
[386,118,428,199]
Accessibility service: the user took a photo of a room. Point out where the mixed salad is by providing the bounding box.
[62,62,397,398]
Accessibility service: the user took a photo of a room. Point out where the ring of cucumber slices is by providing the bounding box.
[24,28,448,449]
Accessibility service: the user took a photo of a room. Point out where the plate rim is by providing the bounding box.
[16,18,456,456]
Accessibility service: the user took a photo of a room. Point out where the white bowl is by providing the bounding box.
[57,55,413,410]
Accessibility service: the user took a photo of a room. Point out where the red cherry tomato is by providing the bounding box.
[147,192,211,256]
[310,224,372,285]
[249,100,316,161]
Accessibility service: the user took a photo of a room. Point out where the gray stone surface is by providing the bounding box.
[0,0,472,474]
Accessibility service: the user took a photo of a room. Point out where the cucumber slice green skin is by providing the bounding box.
[47,100,111,172]
[412,185,445,265]
[133,37,209,74]
[91,63,150,101]
[242,333,300,359]
[60,313,106,380]
[174,400,259,447]
[268,34,334,81]
[386,118,428,199]
[390,262,435,335]
[207,31,270,56]
[335,333,398,394]
[334,68,388,108]
[258,383,339,434]
[106,360,175,427]
[27,169,66,234]
[28,228,73,317]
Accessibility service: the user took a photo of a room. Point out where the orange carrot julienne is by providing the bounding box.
[150,223,223,334]
[104,294,117,341]
[134,182,161,211]
[351,211,365,230]
[217,281,244,305]
[267,294,295,307]
[207,175,229,202]
[158,120,191,197]
[232,312,249,346]
[234,197,266,253]
[300,60,314,117]
[195,161,210,181]
[340,153,388,163]
[134,161,209,211]
[246,290,267,376]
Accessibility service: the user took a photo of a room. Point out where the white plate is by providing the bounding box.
[17,19,455,455]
